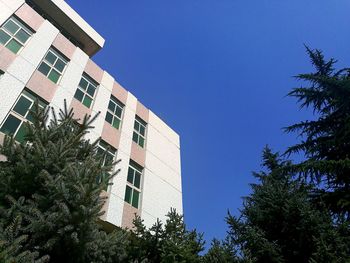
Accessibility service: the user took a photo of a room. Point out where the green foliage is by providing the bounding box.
[0,102,128,262]
[127,208,205,263]
[224,147,350,263]
[285,46,350,217]
[0,205,49,263]
[202,238,238,263]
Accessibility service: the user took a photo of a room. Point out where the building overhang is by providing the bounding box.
[27,0,105,57]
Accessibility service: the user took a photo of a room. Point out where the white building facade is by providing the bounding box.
[0,0,182,229]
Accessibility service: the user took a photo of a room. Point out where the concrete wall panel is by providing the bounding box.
[71,47,89,66]
[141,210,157,229]
[111,150,129,198]
[146,124,181,173]
[88,87,110,140]
[105,192,124,227]
[0,74,24,124]
[145,151,182,192]
[101,71,114,92]
[105,149,132,226]
[118,92,136,154]
[6,56,35,84]
[51,63,82,111]
[0,2,14,25]
[148,111,180,148]
[141,169,183,226]
[0,0,24,15]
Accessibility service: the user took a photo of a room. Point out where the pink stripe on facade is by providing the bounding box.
[84,59,103,83]
[101,122,121,149]
[99,190,110,221]
[131,141,146,167]
[70,98,92,123]
[0,133,4,145]
[15,3,44,32]
[52,33,76,60]
[0,45,17,71]
[0,134,5,162]
[112,82,128,105]
[121,203,139,229]
[136,101,149,123]
[26,71,58,102]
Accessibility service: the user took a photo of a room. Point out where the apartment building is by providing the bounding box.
[0,0,182,229]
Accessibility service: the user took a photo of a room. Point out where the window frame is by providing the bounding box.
[132,116,147,148]
[124,161,143,209]
[0,16,33,54]
[0,90,46,142]
[124,185,140,209]
[105,95,124,129]
[37,47,68,84]
[74,73,98,108]
[97,140,117,167]
[96,140,117,191]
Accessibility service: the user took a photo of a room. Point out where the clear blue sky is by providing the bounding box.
[67,0,350,243]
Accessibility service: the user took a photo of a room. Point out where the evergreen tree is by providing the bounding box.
[285,46,350,218]
[201,238,239,263]
[0,201,49,263]
[0,102,128,262]
[127,208,204,263]
[224,147,350,263]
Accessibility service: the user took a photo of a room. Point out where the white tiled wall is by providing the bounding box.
[141,110,182,226]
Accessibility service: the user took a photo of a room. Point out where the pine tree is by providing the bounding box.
[224,147,350,263]
[0,200,49,263]
[285,46,350,218]
[201,238,239,263]
[127,208,205,263]
[0,102,128,262]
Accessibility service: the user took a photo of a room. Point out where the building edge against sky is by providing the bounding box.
[0,0,182,229]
